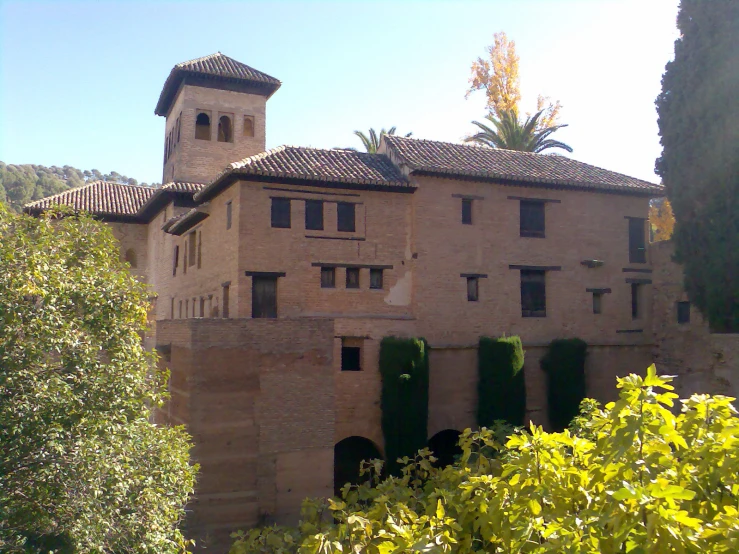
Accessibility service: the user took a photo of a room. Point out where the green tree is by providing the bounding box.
[655,0,739,332]
[0,206,197,553]
[353,127,412,153]
[231,366,739,553]
[465,109,573,153]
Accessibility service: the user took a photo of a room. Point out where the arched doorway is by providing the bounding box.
[333,436,382,496]
[428,429,462,468]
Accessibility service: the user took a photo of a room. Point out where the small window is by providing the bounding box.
[172,245,179,276]
[226,201,232,230]
[520,200,545,238]
[178,300,182,319]
[521,269,546,317]
[199,297,205,318]
[346,267,360,289]
[370,268,383,290]
[243,115,255,137]
[462,198,472,225]
[466,276,479,301]
[185,299,189,318]
[218,114,233,143]
[337,202,356,232]
[341,338,362,371]
[593,292,603,314]
[222,283,230,319]
[171,298,175,319]
[197,231,202,269]
[631,283,641,320]
[188,232,197,267]
[176,114,181,142]
[271,198,291,228]
[252,276,277,318]
[321,267,336,288]
[628,218,647,263]
[124,248,137,268]
[305,200,324,230]
[677,301,690,324]
[195,112,211,140]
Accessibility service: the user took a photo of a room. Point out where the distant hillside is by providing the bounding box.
[0,162,159,212]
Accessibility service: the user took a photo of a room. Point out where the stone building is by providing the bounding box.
[26,52,735,551]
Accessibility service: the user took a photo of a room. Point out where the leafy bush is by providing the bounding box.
[379,337,429,475]
[0,206,196,553]
[541,338,587,431]
[477,336,526,427]
[231,366,739,553]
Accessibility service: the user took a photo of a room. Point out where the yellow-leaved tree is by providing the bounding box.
[650,198,675,241]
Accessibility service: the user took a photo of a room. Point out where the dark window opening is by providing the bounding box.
[334,437,381,496]
[520,200,545,238]
[252,276,277,318]
[628,218,647,263]
[172,245,179,276]
[677,301,690,324]
[428,430,462,468]
[593,292,603,314]
[271,198,291,228]
[185,299,189,318]
[370,268,383,290]
[467,276,479,301]
[124,248,137,268]
[346,267,360,289]
[337,202,356,232]
[170,298,174,319]
[188,232,197,267]
[321,267,336,288]
[226,201,232,230]
[462,198,472,225]
[195,112,211,140]
[521,269,546,317]
[244,115,255,137]
[176,114,181,142]
[341,340,361,371]
[199,297,205,318]
[178,300,182,319]
[305,200,324,230]
[631,283,641,319]
[222,284,230,319]
[197,232,202,269]
[218,115,233,142]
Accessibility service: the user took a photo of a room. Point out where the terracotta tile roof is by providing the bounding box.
[160,182,206,193]
[155,52,281,116]
[195,146,411,202]
[383,135,663,195]
[24,181,156,217]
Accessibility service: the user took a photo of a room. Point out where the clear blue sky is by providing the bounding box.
[0,0,679,185]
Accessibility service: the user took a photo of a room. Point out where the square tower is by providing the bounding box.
[155,53,281,184]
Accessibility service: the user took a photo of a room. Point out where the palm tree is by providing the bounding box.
[353,127,412,153]
[465,109,572,154]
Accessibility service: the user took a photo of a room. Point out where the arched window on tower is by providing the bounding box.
[124,248,137,268]
[195,112,211,140]
[243,115,255,137]
[218,115,233,143]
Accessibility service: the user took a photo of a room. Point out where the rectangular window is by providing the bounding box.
[199,297,205,317]
[226,201,232,230]
[593,292,603,314]
[271,198,291,228]
[631,283,641,319]
[171,298,175,319]
[321,267,335,288]
[185,299,189,318]
[252,276,277,318]
[520,200,545,238]
[677,301,690,324]
[521,269,546,317]
[188,232,197,267]
[467,276,479,301]
[462,198,472,225]
[346,267,360,289]
[305,200,324,230]
[628,218,647,263]
[341,338,362,371]
[197,231,202,269]
[178,300,182,319]
[337,202,356,232]
[172,245,179,276]
[222,283,230,319]
[370,268,384,290]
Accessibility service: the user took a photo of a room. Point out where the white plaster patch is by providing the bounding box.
[385,270,412,306]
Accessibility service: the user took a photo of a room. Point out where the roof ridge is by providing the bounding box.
[175,52,223,68]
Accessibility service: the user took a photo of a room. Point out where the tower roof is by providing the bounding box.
[155,52,281,116]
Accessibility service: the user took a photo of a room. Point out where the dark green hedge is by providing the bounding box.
[540,338,588,432]
[379,337,429,475]
[477,336,526,428]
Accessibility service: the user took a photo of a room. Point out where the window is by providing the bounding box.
[178,300,182,319]
[172,245,179,276]
[628,218,647,263]
[677,301,690,324]
[176,114,181,142]
[271,198,291,228]
[631,283,641,319]
[370,268,383,290]
[243,115,255,137]
[462,198,472,225]
[222,283,230,319]
[341,338,362,371]
[521,270,546,317]
[321,267,336,288]
[305,200,324,230]
[593,292,603,314]
[195,111,211,140]
[185,299,189,318]
[337,202,356,232]
[467,276,479,301]
[346,267,360,289]
[520,200,545,238]
[124,248,137,268]
[171,298,174,319]
[199,297,205,318]
[226,201,232,230]
[188,232,197,267]
[197,232,202,269]
[218,114,233,142]
[252,276,277,318]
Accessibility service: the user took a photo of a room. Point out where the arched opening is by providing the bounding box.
[124,248,137,268]
[243,115,255,137]
[334,436,382,496]
[195,112,211,140]
[428,429,462,468]
[218,115,233,143]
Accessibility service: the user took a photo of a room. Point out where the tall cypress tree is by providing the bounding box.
[655,1,739,332]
